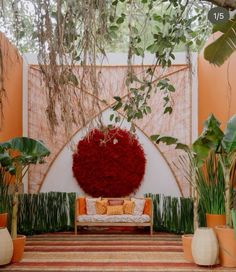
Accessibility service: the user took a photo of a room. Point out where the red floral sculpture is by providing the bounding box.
[72,127,146,197]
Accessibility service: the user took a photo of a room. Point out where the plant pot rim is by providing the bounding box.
[215,225,233,230]
[0,226,7,230]
[182,234,193,238]
[0,212,8,215]
[12,235,26,240]
[206,213,225,216]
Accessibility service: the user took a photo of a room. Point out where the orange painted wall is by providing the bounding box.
[0,32,22,141]
[198,34,236,133]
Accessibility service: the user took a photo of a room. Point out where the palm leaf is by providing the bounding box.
[204,17,236,66]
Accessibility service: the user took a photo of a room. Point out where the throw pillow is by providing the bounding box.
[78,197,86,215]
[131,198,145,215]
[86,197,101,215]
[123,200,134,214]
[107,205,124,215]
[96,199,108,215]
[143,198,152,216]
[108,199,124,206]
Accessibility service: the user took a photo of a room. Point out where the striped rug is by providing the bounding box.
[0,231,234,272]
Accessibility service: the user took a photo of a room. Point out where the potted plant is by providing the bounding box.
[0,148,15,228]
[195,152,226,228]
[191,114,236,267]
[151,114,236,265]
[0,137,50,262]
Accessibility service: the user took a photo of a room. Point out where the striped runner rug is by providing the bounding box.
[0,231,234,272]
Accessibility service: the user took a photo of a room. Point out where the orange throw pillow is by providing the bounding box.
[96,199,108,215]
[78,197,86,215]
[123,200,134,214]
[143,198,151,216]
[107,205,123,215]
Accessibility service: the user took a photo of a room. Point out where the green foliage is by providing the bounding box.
[0,137,50,238]
[196,153,225,214]
[3,192,76,235]
[204,16,236,66]
[145,193,194,234]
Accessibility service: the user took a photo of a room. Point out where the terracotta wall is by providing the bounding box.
[198,35,236,132]
[0,33,22,141]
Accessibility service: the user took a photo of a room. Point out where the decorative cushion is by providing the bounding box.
[107,205,124,215]
[108,199,124,206]
[78,197,86,215]
[96,199,108,215]
[143,198,152,216]
[131,198,145,215]
[86,198,101,215]
[123,200,134,214]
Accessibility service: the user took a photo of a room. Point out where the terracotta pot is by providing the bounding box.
[215,225,236,268]
[11,235,26,263]
[206,213,226,228]
[182,234,193,262]
[192,227,219,266]
[0,213,8,228]
[0,227,13,265]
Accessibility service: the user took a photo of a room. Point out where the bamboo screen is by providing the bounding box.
[28,64,191,196]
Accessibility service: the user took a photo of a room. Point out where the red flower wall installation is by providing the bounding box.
[72,127,146,197]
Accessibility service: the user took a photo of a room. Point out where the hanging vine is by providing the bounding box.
[0,0,212,136]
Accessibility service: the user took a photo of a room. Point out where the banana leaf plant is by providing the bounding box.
[192,114,236,226]
[151,113,236,228]
[0,137,50,239]
[204,16,236,66]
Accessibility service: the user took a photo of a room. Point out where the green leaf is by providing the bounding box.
[146,43,159,53]
[109,25,119,31]
[175,143,189,152]
[222,114,236,153]
[164,106,172,114]
[168,85,175,92]
[134,47,144,57]
[150,134,160,142]
[156,136,178,145]
[67,72,78,86]
[112,102,122,111]
[204,18,236,66]
[116,17,124,24]
[113,96,121,101]
[131,26,139,35]
[110,114,114,121]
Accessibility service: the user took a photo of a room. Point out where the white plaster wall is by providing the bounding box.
[40,109,181,197]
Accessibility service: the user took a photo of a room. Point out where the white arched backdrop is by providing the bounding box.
[40,109,181,197]
[23,52,198,197]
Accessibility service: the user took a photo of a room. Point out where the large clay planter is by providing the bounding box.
[182,234,194,262]
[11,235,26,263]
[192,227,219,266]
[215,225,236,267]
[0,227,13,265]
[0,213,8,228]
[206,213,226,228]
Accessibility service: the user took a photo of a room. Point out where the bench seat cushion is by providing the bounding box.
[77,214,150,223]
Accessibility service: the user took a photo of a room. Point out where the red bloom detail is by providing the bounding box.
[72,128,146,197]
